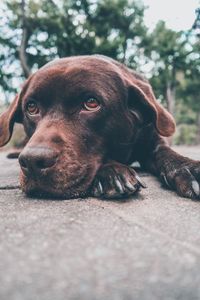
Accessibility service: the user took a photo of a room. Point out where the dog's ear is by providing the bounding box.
[0,94,22,147]
[122,69,176,137]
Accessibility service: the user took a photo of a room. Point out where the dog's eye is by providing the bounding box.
[26,101,39,115]
[83,98,100,111]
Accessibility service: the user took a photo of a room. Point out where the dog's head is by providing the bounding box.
[0,55,175,198]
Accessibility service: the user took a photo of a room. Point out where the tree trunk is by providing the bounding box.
[165,81,176,146]
[166,81,175,116]
[196,112,200,144]
[19,0,31,78]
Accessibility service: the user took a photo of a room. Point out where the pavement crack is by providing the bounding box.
[0,186,20,190]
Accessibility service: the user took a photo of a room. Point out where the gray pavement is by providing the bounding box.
[0,146,200,300]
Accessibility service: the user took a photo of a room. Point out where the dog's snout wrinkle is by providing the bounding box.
[19,147,58,175]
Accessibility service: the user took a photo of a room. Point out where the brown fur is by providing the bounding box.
[0,55,200,199]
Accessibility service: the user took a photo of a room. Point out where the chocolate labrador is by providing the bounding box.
[0,55,200,199]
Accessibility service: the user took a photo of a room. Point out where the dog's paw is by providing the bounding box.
[91,162,147,199]
[160,160,200,199]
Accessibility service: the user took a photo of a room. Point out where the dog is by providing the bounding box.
[0,55,199,199]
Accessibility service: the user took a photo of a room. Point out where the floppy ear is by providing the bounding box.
[122,69,176,137]
[128,78,175,137]
[0,94,22,147]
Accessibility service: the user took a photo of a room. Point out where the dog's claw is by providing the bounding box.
[114,177,124,193]
[98,181,103,194]
[91,162,146,199]
[160,163,200,199]
[93,180,103,197]
[191,180,200,197]
[135,175,147,188]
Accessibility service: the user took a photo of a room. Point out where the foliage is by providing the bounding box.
[0,0,199,144]
[0,0,147,80]
[174,124,197,145]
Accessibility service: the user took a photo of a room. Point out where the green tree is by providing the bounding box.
[142,20,200,144]
[0,0,147,96]
[145,21,191,116]
[177,40,200,143]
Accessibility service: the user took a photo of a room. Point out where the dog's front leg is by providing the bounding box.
[90,161,146,199]
[153,145,200,199]
[140,131,200,199]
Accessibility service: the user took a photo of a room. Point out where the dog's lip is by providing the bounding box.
[21,170,87,188]
[24,185,88,199]
[21,177,89,199]
[19,164,97,198]
[19,156,102,198]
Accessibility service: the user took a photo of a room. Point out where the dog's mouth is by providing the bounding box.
[22,184,88,200]
[18,142,103,199]
[19,162,99,199]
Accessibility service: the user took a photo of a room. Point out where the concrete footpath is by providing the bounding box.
[0,146,200,300]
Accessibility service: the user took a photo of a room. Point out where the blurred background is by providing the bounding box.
[0,0,199,146]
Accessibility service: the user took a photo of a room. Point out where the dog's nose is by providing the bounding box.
[19,147,58,175]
